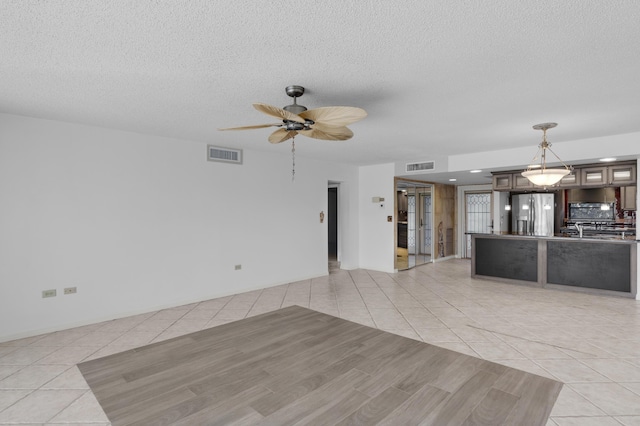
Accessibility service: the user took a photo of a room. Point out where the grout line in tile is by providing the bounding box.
[466,324,601,357]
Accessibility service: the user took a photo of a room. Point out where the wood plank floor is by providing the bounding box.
[78,305,562,425]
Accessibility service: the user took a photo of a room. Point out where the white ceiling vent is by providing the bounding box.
[405,161,435,173]
[207,145,242,165]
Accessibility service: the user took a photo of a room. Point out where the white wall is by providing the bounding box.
[0,114,361,341]
[335,180,360,270]
[3,114,637,338]
[358,163,395,272]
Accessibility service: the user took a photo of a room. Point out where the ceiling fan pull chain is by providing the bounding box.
[291,137,296,181]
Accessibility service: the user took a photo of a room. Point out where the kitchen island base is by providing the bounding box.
[472,234,637,298]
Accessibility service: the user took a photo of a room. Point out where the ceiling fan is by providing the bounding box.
[219,85,366,180]
[219,85,367,144]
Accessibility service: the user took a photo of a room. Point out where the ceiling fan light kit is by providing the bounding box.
[219,85,367,180]
[521,122,571,187]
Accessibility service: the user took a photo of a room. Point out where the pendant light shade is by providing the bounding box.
[521,123,571,187]
[521,168,570,186]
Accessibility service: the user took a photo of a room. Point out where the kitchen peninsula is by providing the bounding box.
[478,160,638,297]
[471,234,638,298]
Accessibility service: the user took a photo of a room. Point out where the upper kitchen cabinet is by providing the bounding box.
[492,174,512,191]
[581,163,636,187]
[492,170,579,191]
[492,172,537,190]
[609,163,636,185]
[512,174,535,190]
[555,172,581,188]
[581,166,608,186]
[491,161,636,191]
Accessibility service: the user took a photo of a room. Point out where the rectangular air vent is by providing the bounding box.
[405,161,435,173]
[207,145,242,165]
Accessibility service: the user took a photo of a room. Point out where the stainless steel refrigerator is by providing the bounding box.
[511,193,555,237]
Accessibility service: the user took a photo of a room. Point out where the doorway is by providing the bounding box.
[328,187,338,261]
[327,182,341,272]
[396,179,433,270]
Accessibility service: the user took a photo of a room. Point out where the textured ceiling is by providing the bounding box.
[2,1,640,183]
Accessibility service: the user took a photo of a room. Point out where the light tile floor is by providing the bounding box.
[1,259,640,425]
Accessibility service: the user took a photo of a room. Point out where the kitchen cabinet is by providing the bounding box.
[581,163,636,187]
[609,164,637,185]
[512,174,535,190]
[556,172,581,188]
[581,166,608,186]
[492,161,637,191]
[492,174,512,191]
[621,186,637,210]
[492,172,541,190]
[472,234,637,297]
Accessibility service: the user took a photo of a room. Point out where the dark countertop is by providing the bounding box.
[473,233,639,244]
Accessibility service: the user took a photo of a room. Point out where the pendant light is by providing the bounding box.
[521,123,571,187]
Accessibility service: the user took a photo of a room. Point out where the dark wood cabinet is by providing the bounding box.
[609,164,637,185]
[492,174,512,190]
[621,186,637,210]
[581,164,636,186]
[512,174,535,190]
[492,161,636,191]
[556,172,581,188]
[580,166,608,186]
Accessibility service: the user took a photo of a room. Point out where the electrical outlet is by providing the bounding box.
[64,287,77,295]
[42,289,56,298]
[235,264,242,270]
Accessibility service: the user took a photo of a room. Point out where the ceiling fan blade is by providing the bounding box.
[299,106,367,127]
[298,125,354,141]
[218,123,282,131]
[253,103,305,123]
[268,128,297,144]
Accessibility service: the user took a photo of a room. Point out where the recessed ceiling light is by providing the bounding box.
[449,178,457,182]
[469,169,482,173]
[599,157,617,162]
